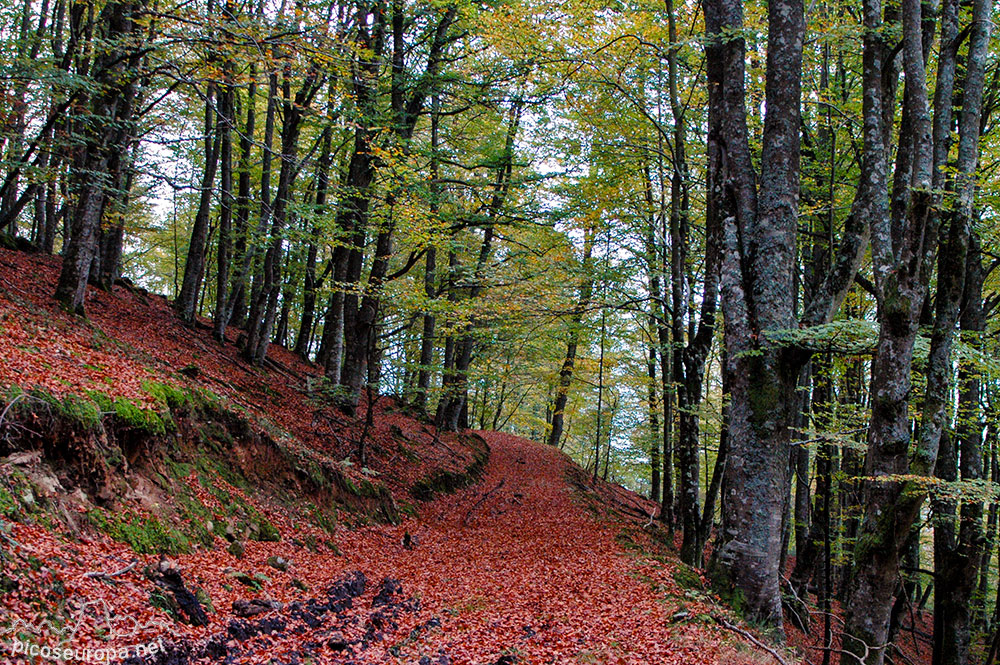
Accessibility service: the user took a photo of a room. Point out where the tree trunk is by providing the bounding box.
[294,121,334,358]
[548,226,595,446]
[933,231,986,665]
[54,0,143,314]
[176,82,221,323]
[225,64,260,330]
[238,68,278,338]
[324,16,379,390]
[212,55,235,342]
[336,4,458,411]
[246,66,322,364]
[841,0,991,658]
[705,0,805,633]
[438,102,521,431]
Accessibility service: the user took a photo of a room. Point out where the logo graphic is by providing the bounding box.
[1,597,174,662]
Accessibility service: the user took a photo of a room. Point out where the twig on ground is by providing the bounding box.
[0,393,29,427]
[0,392,50,444]
[83,559,138,580]
[712,614,791,665]
[463,480,505,526]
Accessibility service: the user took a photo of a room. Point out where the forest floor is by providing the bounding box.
[2,429,769,665]
[0,245,837,664]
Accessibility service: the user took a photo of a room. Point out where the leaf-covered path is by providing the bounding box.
[325,431,737,664]
[5,431,756,665]
[0,250,761,664]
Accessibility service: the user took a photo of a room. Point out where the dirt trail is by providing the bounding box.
[3,432,747,665]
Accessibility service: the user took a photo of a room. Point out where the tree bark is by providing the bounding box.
[336,4,458,411]
[212,52,235,342]
[54,0,143,314]
[293,119,334,358]
[841,0,991,658]
[705,0,805,633]
[547,226,595,447]
[175,80,222,323]
[246,66,322,364]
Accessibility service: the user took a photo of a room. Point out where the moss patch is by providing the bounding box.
[88,509,190,555]
[672,562,704,590]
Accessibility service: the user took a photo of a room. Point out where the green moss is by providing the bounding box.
[143,381,193,410]
[227,570,262,589]
[0,485,18,520]
[5,384,180,437]
[0,470,46,522]
[197,457,250,493]
[396,443,419,463]
[200,422,233,447]
[251,518,281,543]
[27,388,102,431]
[411,436,489,502]
[174,491,216,549]
[614,530,646,554]
[308,503,337,534]
[705,557,744,617]
[194,587,214,614]
[87,391,172,436]
[672,562,704,590]
[344,476,361,495]
[88,509,190,555]
[358,479,381,498]
[164,458,193,480]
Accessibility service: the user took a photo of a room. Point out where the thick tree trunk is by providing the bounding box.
[841,0,991,658]
[93,140,136,290]
[705,0,805,633]
[933,232,986,665]
[324,18,378,391]
[54,0,143,314]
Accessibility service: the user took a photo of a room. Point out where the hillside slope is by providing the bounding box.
[0,247,783,664]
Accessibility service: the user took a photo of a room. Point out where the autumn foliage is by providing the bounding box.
[0,247,789,664]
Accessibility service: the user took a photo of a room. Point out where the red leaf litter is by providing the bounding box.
[3,434,761,665]
[0,248,781,664]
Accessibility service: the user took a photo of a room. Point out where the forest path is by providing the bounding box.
[0,250,752,665]
[330,431,734,664]
[1,431,749,665]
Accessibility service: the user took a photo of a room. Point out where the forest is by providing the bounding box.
[1,0,1000,662]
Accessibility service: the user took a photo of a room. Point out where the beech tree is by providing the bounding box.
[4,0,1000,659]
[840,0,994,659]
[54,0,148,314]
